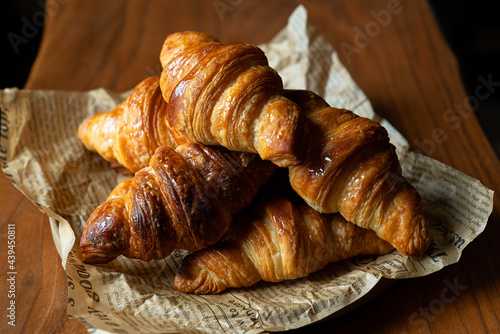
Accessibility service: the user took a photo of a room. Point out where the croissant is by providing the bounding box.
[78,76,186,174]
[284,90,430,256]
[175,192,393,294]
[80,143,277,264]
[158,31,306,167]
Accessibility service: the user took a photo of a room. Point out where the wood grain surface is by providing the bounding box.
[1,0,499,333]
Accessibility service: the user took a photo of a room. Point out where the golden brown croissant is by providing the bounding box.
[158,31,306,167]
[284,90,430,256]
[175,192,393,294]
[77,76,186,174]
[80,143,277,264]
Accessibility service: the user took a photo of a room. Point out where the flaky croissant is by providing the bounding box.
[80,143,277,264]
[175,192,393,294]
[158,31,306,167]
[78,76,186,174]
[284,90,430,256]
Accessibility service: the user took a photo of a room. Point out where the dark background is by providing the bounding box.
[1,0,499,157]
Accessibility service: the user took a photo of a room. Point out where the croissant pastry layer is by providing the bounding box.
[284,90,430,256]
[78,76,186,174]
[158,31,306,167]
[175,193,393,294]
[80,143,277,264]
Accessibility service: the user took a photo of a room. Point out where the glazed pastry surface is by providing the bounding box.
[175,192,393,294]
[80,143,277,263]
[158,31,306,167]
[78,76,185,174]
[285,90,430,256]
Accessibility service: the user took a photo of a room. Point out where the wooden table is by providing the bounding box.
[2,0,499,333]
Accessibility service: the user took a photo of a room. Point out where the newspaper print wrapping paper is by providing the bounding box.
[0,5,494,334]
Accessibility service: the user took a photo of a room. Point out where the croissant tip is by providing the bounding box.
[412,213,431,254]
[175,258,228,294]
[77,115,93,143]
[258,128,307,168]
[269,155,303,168]
[79,200,129,264]
[394,213,431,257]
[160,31,219,68]
[80,247,119,264]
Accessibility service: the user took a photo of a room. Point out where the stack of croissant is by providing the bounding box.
[78,31,430,294]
